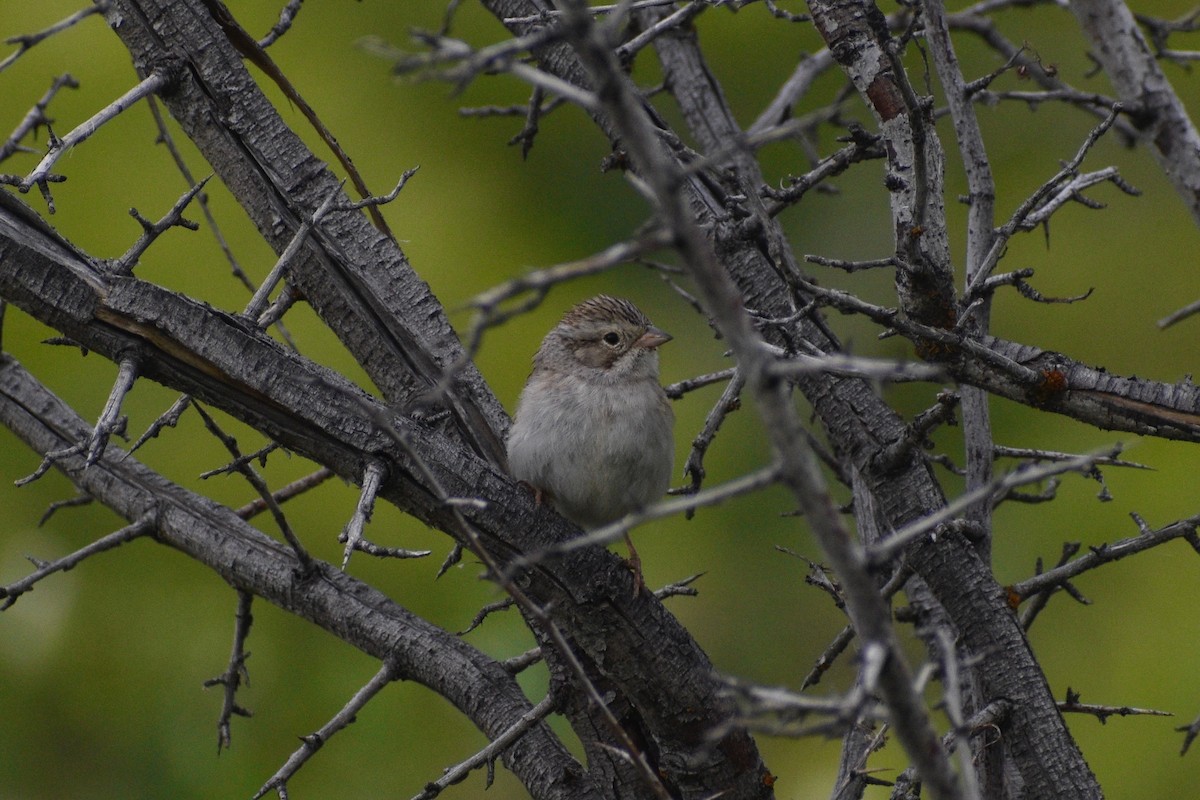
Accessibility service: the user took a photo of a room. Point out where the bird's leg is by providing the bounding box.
[517,480,550,507]
[623,532,644,597]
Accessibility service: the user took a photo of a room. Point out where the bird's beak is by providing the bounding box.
[635,326,672,350]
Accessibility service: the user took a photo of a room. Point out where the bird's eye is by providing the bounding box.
[602,332,621,347]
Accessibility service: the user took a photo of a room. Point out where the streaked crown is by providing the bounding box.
[560,295,651,330]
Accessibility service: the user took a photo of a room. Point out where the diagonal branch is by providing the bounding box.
[412,693,557,800]
[1010,512,1200,603]
[254,660,400,799]
[0,354,599,800]
[16,69,171,211]
[0,180,764,800]
[1070,0,1200,228]
[808,0,957,330]
[0,514,154,610]
[104,0,510,467]
[553,2,962,795]
[0,3,107,75]
[484,0,1106,794]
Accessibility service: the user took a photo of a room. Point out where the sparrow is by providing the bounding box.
[507,295,675,592]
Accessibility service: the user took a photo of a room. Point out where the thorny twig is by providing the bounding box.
[233,468,336,520]
[16,357,138,484]
[1058,687,1172,723]
[1011,512,1200,608]
[145,95,261,304]
[0,514,153,611]
[0,74,79,163]
[13,70,171,212]
[204,590,255,751]
[1018,541,1083,631]
[869,449,1124,567]
[966,104,1134,298]
[254,661,400,799]
[410,694,556,800]
[193,403,313,571]
[339,461,432,568]
[520,464,782,568]
[0,4,106,74]
[259,0,305,48]
[680,368,744,512]
[115,177,209,273]
[1178,711,1200,755]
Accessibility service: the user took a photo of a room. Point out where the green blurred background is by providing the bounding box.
[1,1,1199,797]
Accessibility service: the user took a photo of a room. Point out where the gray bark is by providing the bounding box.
[1071,0,1200,228]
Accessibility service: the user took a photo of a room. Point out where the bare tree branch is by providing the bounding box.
[1071,0,1200,228]
[0,354,599,800]
[254,661,400,799]
[204,590,255,751]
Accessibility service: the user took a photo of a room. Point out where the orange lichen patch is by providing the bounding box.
[866,73,904,121]
[915,338,956,360]
[1031,367,1069,405]
[1041,368,1068,392]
